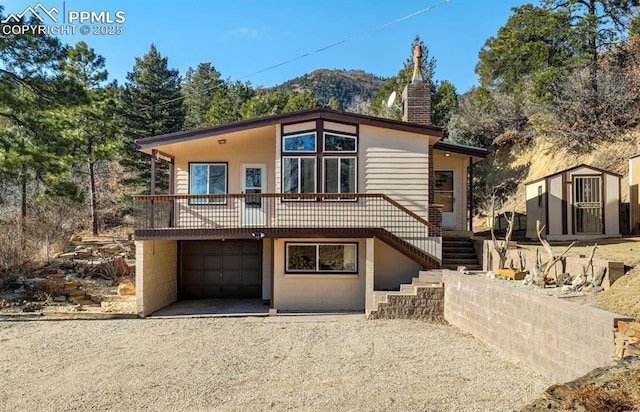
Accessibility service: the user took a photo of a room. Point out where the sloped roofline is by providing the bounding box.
[524,163,623,186]
[433,140,489,158]
[135,107,444,150]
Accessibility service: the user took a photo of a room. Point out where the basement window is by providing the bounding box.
[286,243,357,273]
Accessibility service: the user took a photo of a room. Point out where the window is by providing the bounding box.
[324,133,356,152]
[283,132,316,152]
[537,185,543,207]
[281,125,358,200]
[324,157,356,197]
[286,243,358,273]
[189,163,227,204]
[434,171,454,212]
[282,157,316,195]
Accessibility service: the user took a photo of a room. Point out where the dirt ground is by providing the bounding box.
[0,317,552,412]
[515,237,640,321]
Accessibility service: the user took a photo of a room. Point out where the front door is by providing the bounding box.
[435,170,455,229]
[574,176,603,234]
[241,164,266,226]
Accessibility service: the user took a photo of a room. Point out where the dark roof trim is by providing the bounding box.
[135,107,444,150]
[433,140,490,158]
[525,163,623,185]
[630,152,640,160]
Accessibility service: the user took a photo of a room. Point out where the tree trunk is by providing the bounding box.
[588,0,599,121]
[20,165,27,251]
[89,161,99,236]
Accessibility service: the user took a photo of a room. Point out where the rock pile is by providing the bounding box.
[0,238,137,315]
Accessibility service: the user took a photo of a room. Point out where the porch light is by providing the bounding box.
[251,231,265,239]
[445,152,451,157]
[218,139,227,145]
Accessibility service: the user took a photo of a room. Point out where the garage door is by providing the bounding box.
[180,240,262,299]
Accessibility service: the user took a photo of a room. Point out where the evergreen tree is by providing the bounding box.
[475,4,575,100]
[205,80,254,125]
[120,44,184,195]
[239,90,319,119]
[61,41,120,235]
[543,0,639,113]
[182,62,222,129]
[0,7,83,219]
[431,80,458,130]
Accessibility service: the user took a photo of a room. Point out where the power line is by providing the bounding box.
[144,0,453,110]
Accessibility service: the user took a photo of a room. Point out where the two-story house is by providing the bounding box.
[133,53,488,317]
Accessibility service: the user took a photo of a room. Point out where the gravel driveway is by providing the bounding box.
[0,316,551,411]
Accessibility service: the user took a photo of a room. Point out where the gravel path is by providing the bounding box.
[0,316,552,411]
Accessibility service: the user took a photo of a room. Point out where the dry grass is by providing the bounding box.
[598,265,640,321]
[569,375,640,411]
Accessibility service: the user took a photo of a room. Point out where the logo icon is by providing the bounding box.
[1,2,60,24]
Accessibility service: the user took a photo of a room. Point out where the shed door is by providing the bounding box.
[574,176,602,234]
[180,240,262,299]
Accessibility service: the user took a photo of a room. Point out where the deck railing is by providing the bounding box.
[133,193,442,262]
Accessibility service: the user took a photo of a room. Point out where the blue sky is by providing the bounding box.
[2,0,528,93]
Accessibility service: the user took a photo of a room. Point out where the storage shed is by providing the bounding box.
[631,153,640,235]
[525,164,622,240]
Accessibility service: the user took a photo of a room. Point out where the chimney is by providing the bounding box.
[402,45,431,126]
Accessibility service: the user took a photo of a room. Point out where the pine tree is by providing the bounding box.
[61,41,121,235]
[205,80,254,125]
[183,63,222,129]
[120,44,184,196]
[0,7,83,220]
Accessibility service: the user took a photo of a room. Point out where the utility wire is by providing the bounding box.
[145,0,453,110]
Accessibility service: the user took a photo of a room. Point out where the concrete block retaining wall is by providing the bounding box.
[442,270,631,382]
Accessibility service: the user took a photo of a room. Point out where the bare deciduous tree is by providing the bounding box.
[532,220,576,286]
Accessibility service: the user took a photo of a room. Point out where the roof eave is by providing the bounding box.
[135,107,445,151]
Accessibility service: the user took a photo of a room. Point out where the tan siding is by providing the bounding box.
[283,121,315,134]
[525,180,546,239]
[361,126,429,218]
[373,238,421,290]
[605,174,620,235]
[631,157,640,231]
[171,129,276,227]
[324,121,357,134]
[548,175,564,235]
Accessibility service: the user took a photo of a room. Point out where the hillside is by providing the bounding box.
[274,69,385,108]
[476,130,640,226]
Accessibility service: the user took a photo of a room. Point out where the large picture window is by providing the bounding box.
[190,163,227,204]
[286,243,358,273]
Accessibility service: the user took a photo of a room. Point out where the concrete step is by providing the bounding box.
[442,264,482,270]
[418,270,443,284]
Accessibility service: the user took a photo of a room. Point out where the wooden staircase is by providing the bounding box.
[442,237,481,270]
